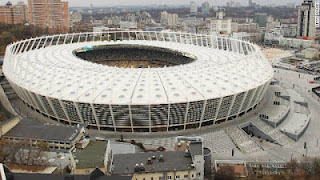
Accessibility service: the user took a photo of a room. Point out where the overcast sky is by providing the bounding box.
[1,0,306,7]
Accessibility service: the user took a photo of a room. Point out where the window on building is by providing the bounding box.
[175,175,180,179]
[151,178,154,180]
[168,176,172,179]
[197,172,201,177]
[191,174,194,178]
[184,174,188,178]
[159,177,164,180]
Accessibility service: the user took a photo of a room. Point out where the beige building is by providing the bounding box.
[28,0,69,33]
[0,1,27,24]
[160,11,178,27]
[210,19,232,34]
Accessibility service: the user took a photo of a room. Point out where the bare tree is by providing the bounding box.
[286,158,298,177]
[0,139,49,166]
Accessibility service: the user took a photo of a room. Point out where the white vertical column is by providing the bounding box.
[31,38,38,50]
[247,88,258,109]
[90,103,100,130]
[56,35,61,45]
[59,99,72,125]
[41,37,49,48]
[184,102,190,130]
[148,32,152,41]
[26,91,42,111]
[195,34,198,46]
[109,104,117,132]
[12,43,18,54]
[174,33,177,43]
[49,36,55,46]
[77,32,82,43]
[226,95,237,119]
[85,33,89,42]
[18,41,27,53]
[70,34,75,43]
[148,104,152,132]
[237,91,248,116]
[129,104,134,132]
[74,102,84,124]
[63,34,68,44]
[214,98,223,123]
[46,97,60,122]
[24,39,32,52]
[155,32,159,41]
[36,94,49,115]
[199,100,207,128]
[167,104,170,132]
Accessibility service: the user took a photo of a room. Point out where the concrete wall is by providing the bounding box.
[0,117,20,137]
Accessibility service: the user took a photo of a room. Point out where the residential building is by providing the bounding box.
[160,11,178,27]
[168,13,178,27]
[120,21,137,29]
[190,2,198,16]
[216,8,226,20]
[110,137,209,180]
[160,11,168,25]
[72,21,94,32]
[2,117,85,150]
[266,16,280,32]
[180,17,204,26]
[16,1,29,23]
[70,12,82,28]
[210,18,232,34]
[201,1,210,15]
[0,1,27,24]
[111,151,198,180]
[297,0,317,38]
[236,23,260,33]
[0,164,133,180]
[73,140,108,174]
[227,1,241,7]
[28,0,70,33]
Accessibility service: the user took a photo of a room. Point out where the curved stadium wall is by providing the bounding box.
[2,31,273,132]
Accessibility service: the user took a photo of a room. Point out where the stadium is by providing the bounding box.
[2,31,273,132]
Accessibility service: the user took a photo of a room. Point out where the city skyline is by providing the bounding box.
[1,0,306,7]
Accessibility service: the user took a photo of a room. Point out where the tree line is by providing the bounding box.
[0,23,45,57]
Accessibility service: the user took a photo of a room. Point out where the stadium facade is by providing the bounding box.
[2,31,273,132]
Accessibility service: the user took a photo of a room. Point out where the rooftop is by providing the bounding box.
[3,117,82,143]
[73,140,108,169]
[110,142,143,155]
[3,38,273,105]
[189,141,203,157]
[2,164,132,180]
[112,151,194,175]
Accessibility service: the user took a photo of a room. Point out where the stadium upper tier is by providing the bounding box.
[2,31,273,132]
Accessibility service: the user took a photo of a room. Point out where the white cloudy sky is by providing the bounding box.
[1,0,306,7]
